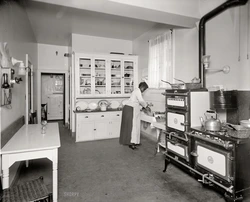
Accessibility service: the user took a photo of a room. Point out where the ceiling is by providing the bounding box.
[24,0,200,46]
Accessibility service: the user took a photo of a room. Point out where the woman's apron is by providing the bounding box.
[130,103,141,144]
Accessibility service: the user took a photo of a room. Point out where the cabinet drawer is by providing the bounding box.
[109,112,122,119]
[78,114,96,121]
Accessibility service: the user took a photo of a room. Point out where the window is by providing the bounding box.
[148,30,173,88]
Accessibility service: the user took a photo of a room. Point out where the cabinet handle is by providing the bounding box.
[85,116,88,118]
[101,115,104,117]
[116,114,120,116]
[94,129,96,131]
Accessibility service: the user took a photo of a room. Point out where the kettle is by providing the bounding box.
[98,100,110,111]
[200,112,221,131]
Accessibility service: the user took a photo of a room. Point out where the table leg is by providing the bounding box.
[2,168,9,189]
[156,129,161,153]
[52,150,58,202]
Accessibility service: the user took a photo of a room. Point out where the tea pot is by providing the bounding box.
[200,112,221,131]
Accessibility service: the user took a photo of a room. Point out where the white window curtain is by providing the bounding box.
[148,30,173,88]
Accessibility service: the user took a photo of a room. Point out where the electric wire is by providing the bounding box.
[238,7,241,62]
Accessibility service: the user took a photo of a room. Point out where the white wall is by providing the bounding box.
[201,1,250,90]
[72,34,133,54]
[0,1,37,185]
[38,44,69,70]
[0,2,38,131]
[238,3,250,90]
[174,28,199,82]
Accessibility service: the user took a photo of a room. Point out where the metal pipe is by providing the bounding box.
[199,0,249,88]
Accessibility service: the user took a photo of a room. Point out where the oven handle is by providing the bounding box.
[163,92,188,96]
[168,139,182,147]
[180,122,189,126]
[168,131,188,142]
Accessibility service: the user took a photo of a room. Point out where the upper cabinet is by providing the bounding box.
[75,53,138,98]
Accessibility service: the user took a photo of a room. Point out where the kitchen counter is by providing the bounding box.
[152,121,165,130]
[74,108,122,113]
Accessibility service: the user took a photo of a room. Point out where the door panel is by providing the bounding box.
[77,122,95,142]
[109,120,121,138]
[47,94,63,120]
[95,121,109,140]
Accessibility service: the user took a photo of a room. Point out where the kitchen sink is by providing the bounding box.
[140,111,165,123]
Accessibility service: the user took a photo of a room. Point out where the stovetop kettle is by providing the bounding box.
[200,114,222,131]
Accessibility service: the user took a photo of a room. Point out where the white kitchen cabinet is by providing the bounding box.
[77,121,95,142]
[74,53,138,98]
[75,111,122,142]
[94,120,109,140]
[108,112,122,138]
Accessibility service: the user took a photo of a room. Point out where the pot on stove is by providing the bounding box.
[200,114,221,131]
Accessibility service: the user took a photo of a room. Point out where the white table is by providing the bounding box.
[1,123,61,202]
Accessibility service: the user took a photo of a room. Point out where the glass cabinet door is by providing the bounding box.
[79,58,92,95]
[94,58,107,95]
[110,60,122,95]
[123,60,134,95]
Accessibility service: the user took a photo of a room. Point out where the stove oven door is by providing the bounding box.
[193,140,233,182]
[165,131,189,163]
[166,109,189,132]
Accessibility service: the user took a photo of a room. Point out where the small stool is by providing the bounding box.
[1,176,52,202]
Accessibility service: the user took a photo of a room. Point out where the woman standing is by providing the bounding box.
[119,82,149,150]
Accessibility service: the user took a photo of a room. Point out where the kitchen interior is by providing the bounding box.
[1,0,250,201]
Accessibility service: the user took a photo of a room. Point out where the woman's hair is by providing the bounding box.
[139,82,148,90]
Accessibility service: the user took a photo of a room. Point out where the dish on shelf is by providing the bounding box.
[110,100,120,109]
[125,66,133,69]
[81,73,91,77]
[85,79,91,85]
[88,102,98,110]
[75,101,88,111]
[80,78,85,85]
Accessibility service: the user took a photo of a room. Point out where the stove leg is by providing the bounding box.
[163,157,170,172]
[224,192,243,202]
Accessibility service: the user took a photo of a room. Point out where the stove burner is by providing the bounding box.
[204,129,227,136]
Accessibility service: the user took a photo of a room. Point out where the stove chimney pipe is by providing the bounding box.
[199,0,248,88]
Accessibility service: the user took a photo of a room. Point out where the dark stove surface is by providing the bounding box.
[191,126,249,143]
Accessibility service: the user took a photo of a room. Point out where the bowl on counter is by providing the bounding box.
[227,125,250,139]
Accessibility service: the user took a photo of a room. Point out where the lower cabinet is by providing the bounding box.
[76,111,122,142]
